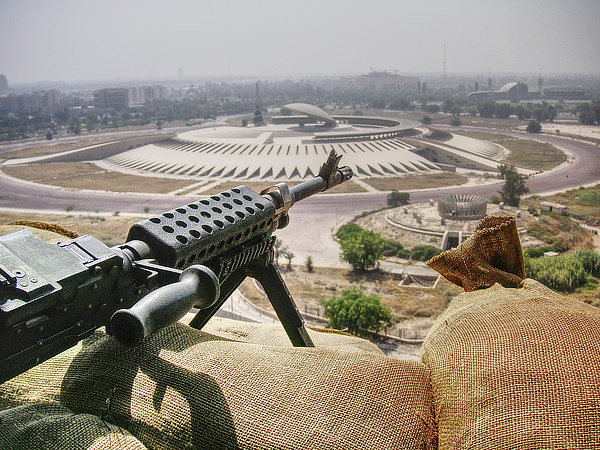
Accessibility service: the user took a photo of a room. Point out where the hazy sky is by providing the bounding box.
[1,0,599,83]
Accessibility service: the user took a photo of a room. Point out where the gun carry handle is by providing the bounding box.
[110,265,219,346]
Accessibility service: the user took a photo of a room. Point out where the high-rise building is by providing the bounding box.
[0,89,62,114]
[0,74,8,95]
[128,86,168,105]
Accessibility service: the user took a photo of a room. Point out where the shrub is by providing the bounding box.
[489,195,501,204]
[527,213,593,252]
[422,116,432,124]
[450,117,462,126]
[410,245,442,262]
[382,240,406,257]
[524,246,556,258]
[527,120,542,133]
[572,248,600,276]
[305,255,314,273]
[397,248,411,259]
[525,254,587,292]
[387,190,410,207]
[413,308,434,317]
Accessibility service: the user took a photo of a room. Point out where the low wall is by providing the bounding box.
[6,134,173,166]
[49,134,173,162]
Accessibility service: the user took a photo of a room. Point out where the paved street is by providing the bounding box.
[1,129,599,267]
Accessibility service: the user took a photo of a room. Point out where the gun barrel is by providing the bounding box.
[289,164,353,203]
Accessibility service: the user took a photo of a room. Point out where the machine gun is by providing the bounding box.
[0,151,352,384]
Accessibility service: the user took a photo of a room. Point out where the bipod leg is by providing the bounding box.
[250,263,314,347]
[188,268,246,330]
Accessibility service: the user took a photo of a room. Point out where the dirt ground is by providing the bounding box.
[239,264,461,338]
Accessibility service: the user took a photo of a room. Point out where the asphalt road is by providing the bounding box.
[0,129,599,266]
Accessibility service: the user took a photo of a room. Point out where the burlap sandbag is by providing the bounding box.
[3,323,436,449]
[427,216,524,291]
[422,279,600,448]
[203,316,385,354]
[0,402,147,449]
[1,224,436,448]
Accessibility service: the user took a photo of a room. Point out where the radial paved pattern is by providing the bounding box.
[105,109,503,181]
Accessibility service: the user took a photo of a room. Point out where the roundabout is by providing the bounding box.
[0,119,599,267]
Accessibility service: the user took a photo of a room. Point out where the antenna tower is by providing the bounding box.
[443,44,447,86]
[253,81,265,126]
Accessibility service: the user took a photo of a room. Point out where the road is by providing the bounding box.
[0,129,599,267]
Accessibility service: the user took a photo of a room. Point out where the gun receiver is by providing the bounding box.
[0,151,352,383]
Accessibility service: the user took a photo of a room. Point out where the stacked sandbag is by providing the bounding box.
[422,279,600,448]
[2,323,436,449]
[203,316,384,354]
[0,402,147,450]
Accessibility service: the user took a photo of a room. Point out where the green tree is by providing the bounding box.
[425,104,440,114]
[527,120,542,133]
[45,130,53,140]
[283,249,294,270]
[498,164,529,207]
[320,286,392,337]
[68,117,81,135]
[338,228,386,271]
[494,103,513,119]
[478,101,496,118]
[578,103,597,125]
[273,238,289,266]
[335,223,363,241]
[450,105,463,116]
[450,117,462,126]
[421,115,432,124]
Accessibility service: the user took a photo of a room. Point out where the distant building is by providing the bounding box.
[540,201,567,215]
[128,85,168,105]
[0,89,62,114]
[0,74,7,95]
[337,70,420,91]
[93,88,130,109]
[467,82,528,102]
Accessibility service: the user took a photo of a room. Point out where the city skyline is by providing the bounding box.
[1,0,599,84]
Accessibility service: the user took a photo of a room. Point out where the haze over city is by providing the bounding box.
[2,0,599,84]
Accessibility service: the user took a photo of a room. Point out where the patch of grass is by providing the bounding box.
[0,139,110,159]
[239,263,461,329]
[522,184,600,224]
[2,162,195,194]
[526,213,594,252]
[454,131,566,170]
[363,172,467,191]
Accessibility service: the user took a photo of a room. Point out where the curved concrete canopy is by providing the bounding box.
[102,113,508,182]
[283,103,336,127]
